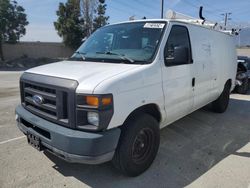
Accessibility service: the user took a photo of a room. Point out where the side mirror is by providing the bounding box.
[165,46,188,66]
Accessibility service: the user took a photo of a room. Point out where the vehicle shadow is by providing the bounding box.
[44,97,250,188]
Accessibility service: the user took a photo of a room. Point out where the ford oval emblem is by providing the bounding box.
[32,95,44,105]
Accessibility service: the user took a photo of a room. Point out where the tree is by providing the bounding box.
[93,0,109,32]
[54,0,109,49]
[80,0,96,37]
[54,0,85,49]
[0,0,29,61]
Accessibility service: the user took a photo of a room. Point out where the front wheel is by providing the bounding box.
[112,114,160,177]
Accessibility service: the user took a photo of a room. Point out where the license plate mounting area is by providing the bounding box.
[27,132,42,151]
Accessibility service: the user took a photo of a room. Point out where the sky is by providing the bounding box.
[17,0,250,43]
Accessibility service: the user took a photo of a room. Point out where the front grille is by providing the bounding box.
[20,73,78,128]
[23,82,68,124]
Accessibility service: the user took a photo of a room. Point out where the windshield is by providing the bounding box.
[71,21,167,64]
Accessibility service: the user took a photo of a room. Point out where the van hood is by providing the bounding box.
[26,61,140,93]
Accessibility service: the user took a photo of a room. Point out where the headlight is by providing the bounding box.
[87,112,99,126]
[76,94,113,131]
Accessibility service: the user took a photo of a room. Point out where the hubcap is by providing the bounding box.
[132,128,154,164]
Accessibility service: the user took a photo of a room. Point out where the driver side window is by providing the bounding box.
[164,25,192,66]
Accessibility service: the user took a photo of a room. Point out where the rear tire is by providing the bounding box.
[211,82,230,113]
[236,78,249,94]
[112,114,160,177]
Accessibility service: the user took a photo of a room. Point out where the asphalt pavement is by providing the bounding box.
[0,71,250,188]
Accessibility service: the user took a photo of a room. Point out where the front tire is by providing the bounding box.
[112,114,160,177]
[211,82,230,113]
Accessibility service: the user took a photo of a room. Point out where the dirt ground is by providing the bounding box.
[0,71,250,188]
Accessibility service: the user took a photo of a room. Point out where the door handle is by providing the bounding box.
[192,77,195,87]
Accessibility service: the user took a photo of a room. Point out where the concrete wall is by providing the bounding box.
[237,48,250,57]
[2,42,250,61]
[2,42,74,60]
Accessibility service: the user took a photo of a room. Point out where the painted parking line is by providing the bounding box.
[0,136,25,145]
[0,125,7,128]
[0,125,11,128]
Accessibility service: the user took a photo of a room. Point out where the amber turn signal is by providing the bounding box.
[86,96,99,106]
[101,97,112,106]
[86,95,112,107]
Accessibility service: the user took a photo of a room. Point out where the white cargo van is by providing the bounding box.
[15,14,237,176]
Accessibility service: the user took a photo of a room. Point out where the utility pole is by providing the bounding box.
[161,0,164,18]
[238,32,241,47]
[221,12,232,29]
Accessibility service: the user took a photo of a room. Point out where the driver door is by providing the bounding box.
[161,24,194,125]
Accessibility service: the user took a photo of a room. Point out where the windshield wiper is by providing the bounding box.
[96,51,135,63]
[74,51,86,60]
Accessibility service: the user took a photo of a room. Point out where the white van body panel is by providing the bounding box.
[93,61,167,129]
[187,23,238,110]
[94,20,236,129]
[158,22,195,126]
[26,61,141,94]
[25,19,237,130]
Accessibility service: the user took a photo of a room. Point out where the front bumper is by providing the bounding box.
[15,105,121,164]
